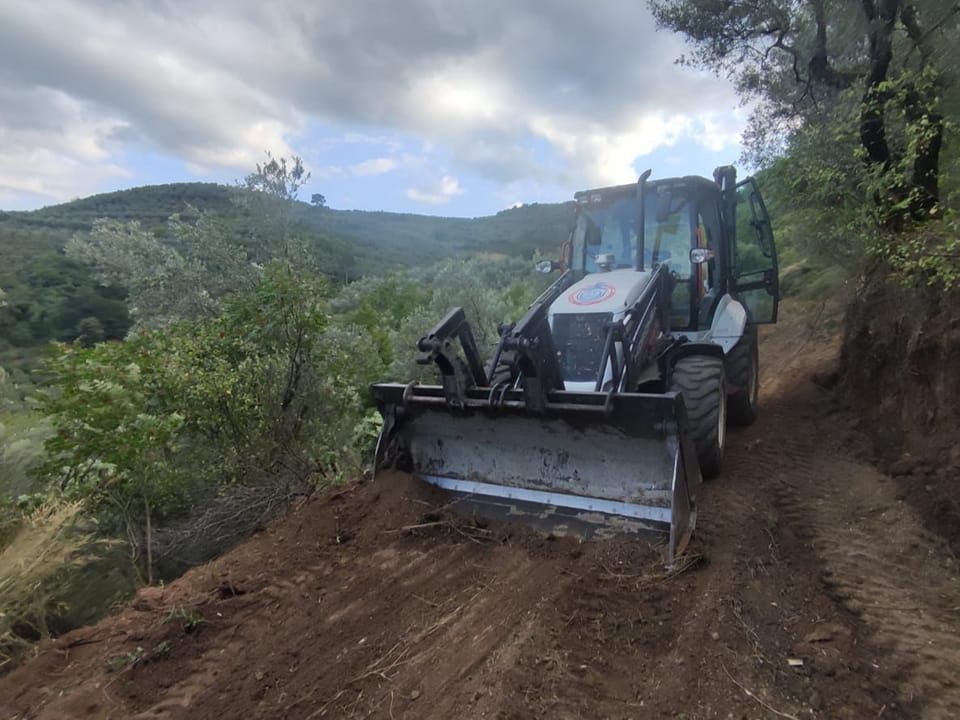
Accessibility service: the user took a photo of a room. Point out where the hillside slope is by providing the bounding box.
[0,184,574,350]
[3,300,958,719]
[0,183,573,269]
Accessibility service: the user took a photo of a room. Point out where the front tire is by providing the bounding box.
[670,355,727,479]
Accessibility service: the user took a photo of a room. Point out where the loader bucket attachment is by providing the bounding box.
[372,383,701,563]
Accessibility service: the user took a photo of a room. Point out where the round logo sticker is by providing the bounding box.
[569,282,616,306]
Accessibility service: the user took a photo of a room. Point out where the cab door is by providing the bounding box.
[731,178,779,323]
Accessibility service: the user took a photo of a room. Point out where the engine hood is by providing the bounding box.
[550,269,655,316]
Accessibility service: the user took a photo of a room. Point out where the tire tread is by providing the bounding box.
[726,326,759,426]
[670,355,725,478]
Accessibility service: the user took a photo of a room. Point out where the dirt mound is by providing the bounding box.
[1,301,958,718]
[0,471,667,719]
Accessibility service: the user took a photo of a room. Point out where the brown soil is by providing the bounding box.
[2,301,959,719]
[840,278,960,553]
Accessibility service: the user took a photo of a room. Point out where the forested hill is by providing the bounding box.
[0,183,574,350]
[0,183,573,269]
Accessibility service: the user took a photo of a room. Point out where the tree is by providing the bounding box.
[0,256,131,348]
[243,153,310,203]
[76,316,104,347]
[649,0,958,223]
[311,193,327,208]
[331,256,546,383]
[66,211,256,327]
[38,337,188,584]
[240,153,313,261]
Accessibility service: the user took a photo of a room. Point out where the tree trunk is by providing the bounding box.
[808,0,849,89]
[859,0,900,169]
[144,492,154,586]
[901,3,946,216]
[907,104,943,216]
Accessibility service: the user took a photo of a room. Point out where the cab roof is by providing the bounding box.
[573,175,719,202]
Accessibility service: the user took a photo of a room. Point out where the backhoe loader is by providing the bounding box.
[372,166,779,561]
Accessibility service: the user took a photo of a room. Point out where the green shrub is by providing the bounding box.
[36,262,381,582]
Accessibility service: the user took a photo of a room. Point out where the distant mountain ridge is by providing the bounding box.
[0,182,574,270]
[0,182,574,352]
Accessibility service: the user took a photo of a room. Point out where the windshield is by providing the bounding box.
[579,196,637,271]
[574,190,691,274]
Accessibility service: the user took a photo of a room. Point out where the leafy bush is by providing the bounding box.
[65,212,256,328]
[867,212,960,288]
[36,262,380,581]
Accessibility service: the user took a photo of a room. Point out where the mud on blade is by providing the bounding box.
[372,383,701,562]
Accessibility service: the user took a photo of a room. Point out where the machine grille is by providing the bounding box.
[553,312,611,382]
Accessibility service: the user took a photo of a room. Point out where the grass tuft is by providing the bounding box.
[0,501,95,668]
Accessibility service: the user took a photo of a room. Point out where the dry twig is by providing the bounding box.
[599,552,703,585]
[731,599,767,664]
[411,594,441,608]
[720,661,800,720]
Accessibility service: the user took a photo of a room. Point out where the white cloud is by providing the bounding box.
[694,108,752,153]
[0,86,131,206]
[412,71,507,126]
[310,164,345,181]
[406,175,464,205]
[528,113,695,185]
[350,157,398,176]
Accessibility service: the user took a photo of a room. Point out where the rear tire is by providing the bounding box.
[726,326,759,426]
[670,355,726,479]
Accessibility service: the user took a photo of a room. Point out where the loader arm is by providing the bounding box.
[415,307,487,408]
[497,272,573,413]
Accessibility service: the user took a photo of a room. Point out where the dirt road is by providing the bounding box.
[2,304,958,719]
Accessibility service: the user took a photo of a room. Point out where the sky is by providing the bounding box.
[0,0,747,217]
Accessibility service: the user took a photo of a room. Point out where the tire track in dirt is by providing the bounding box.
[728,317,960,719]
[767,419,960,719]
[489,316,913,720]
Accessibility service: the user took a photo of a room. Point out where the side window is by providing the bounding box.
[646,190,689,273]
[733,179,779,323]
[734,187,773,276]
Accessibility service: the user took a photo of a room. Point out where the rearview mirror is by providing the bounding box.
[689,248,715,265]
[535,259,557,274]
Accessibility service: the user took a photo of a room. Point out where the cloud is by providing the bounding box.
[0,0,744,207]
[0,83,130,206]
[350,157,398,176]
[406,175,464,204]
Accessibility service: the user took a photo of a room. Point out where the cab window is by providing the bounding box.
[578,196,637,273]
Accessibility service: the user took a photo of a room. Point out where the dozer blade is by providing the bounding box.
[372,383,702,563]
